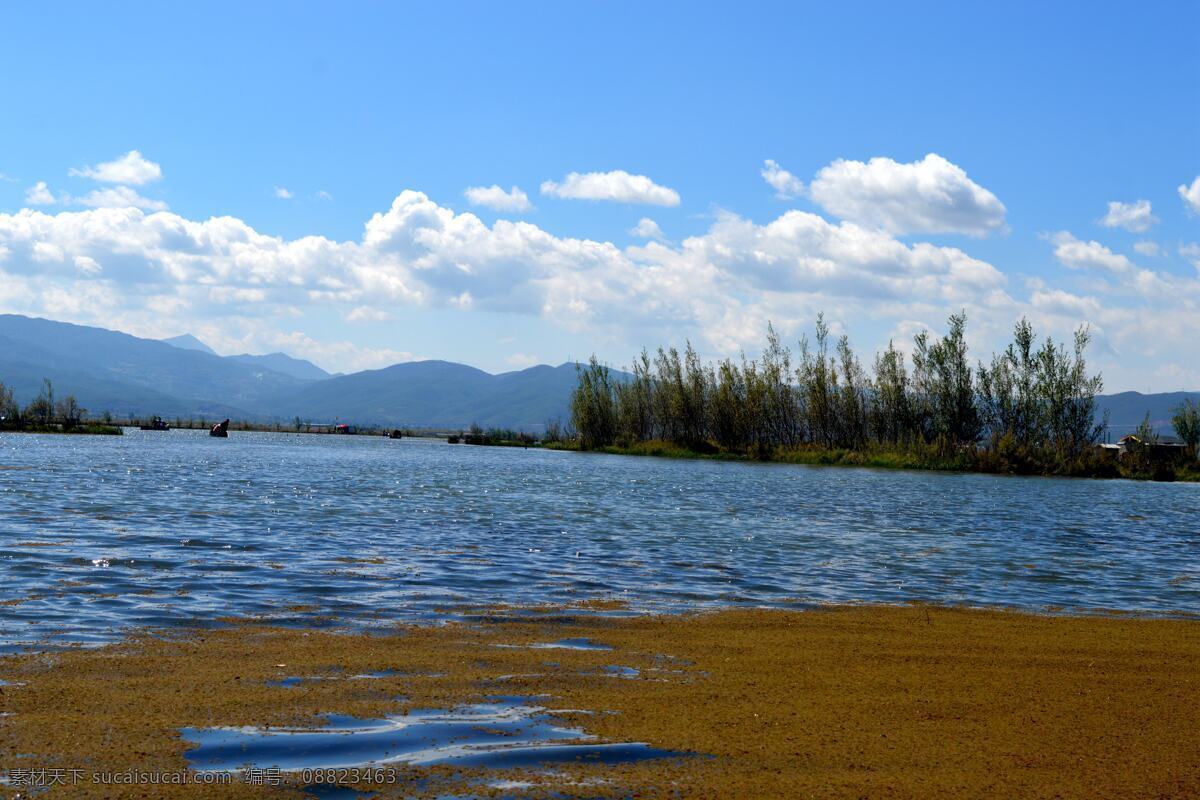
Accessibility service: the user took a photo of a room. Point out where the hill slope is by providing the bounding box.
[1095,391,1200,436]
[162,333,217,356]
[228,353,331,382]
[266,360,581,429]
[1,315,1196,434]
[0,315,303,418]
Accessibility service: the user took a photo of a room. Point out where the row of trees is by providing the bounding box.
[571,313,1109,460]
[0,379,88,429]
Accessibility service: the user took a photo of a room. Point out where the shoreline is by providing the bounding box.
[545,439,1200,482]
[2,604,1197,798]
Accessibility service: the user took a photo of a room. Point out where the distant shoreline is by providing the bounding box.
[545,439,1200,483]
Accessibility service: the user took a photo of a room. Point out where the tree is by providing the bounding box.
[615,350,654,443]
[24,379,55,425]
[0,380,17,424]
[570,357,617,449]
[709,358,747,450]
[871,341,910,445]
[55,395,85,427]
[797,315,835,447]
[1173,398,1200,457]
[926,312,981,446]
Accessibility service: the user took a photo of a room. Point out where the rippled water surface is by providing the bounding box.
[1,429,1197,650]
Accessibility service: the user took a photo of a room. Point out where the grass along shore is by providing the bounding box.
[545,438,1200,482]
[0,422,122,435]
[1,604,1197,798]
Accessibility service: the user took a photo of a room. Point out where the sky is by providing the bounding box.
[0,2,1197,391]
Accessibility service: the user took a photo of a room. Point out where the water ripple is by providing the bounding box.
[1,429,1198,651]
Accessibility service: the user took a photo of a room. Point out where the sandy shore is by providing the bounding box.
[2,605,1198,798]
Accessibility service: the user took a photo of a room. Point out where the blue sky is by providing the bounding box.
[1,2,1197,390]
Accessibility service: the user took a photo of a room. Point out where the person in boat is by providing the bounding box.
[210,419,230,437]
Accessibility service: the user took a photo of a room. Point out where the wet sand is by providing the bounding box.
[1,605,1198,798]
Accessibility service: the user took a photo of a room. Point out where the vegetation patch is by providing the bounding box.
[562,314,1200,481]
[1,606,1198,798]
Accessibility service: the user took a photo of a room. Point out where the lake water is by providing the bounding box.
[1,429,1197,652]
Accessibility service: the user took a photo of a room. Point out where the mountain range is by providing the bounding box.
[0,315,578,429]
[0,314,1195,434]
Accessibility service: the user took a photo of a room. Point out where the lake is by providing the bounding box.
[1,429,1197,652]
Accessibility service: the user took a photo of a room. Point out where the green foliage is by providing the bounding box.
[1173,399,1200,456]
[0,380,18,423]
[568,312,1123,477]
[571,357,617,449]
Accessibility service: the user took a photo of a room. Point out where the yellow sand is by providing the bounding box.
[1,605,1198,798]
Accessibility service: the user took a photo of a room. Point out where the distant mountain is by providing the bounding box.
[265,360,583,429]
[0,315,305,419]
[163,333,217,356]
[1096,391,1200,437]
[229,353,330,382]
[2,314,1196,434]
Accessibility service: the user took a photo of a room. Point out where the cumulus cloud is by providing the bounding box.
[540,170,680,206]
[24,181,56,206]
[274,186,293,199]
[463,184,531,212]
[1100,199,1157,232]
[3,188,1198,391]
[1179,176,1200,214]
[74,186,168,211]
[1181,243,1200,270]
[761,159,804,199]
[345,306,391,323]
[1133,241,1161,257]
[506,352,541,369]
[809,153,1006,236]
[0,190,1004,353]
[69,150,163,185]
[629,217,665,241]
[1047,232,1134,275]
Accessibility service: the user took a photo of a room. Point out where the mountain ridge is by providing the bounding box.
[0,314,1195,434]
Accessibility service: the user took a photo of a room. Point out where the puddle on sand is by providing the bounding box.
[601,666,639,678]
[529,638,612,651]
[181,698,682,773]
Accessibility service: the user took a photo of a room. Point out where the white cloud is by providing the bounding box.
[74,186,168,211]
[3,188,1198,391]
[1179,176,1200,214]
[506,353,541,369]
[73,255,102,275]
[1180,243,1200,270]
[463,184,531,212]
[760,159,804,199]
[274,186,293,199]
[314,190,334,201]
[1133,241,1161,257]
[629,217,665,241]
[69,150,162,185]
[345,305,391,323]
[540,170,680,206]
[809,153,1006,236]
[24,181,56,206]
[1100,199,1157,233]
[1047,231,1134,275]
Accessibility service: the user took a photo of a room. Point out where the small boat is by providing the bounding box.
[139,416,170,431]
[209,419,230,438]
